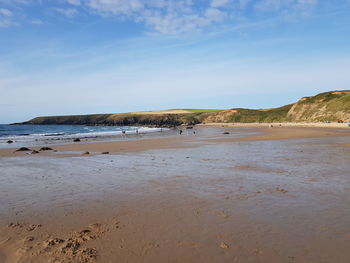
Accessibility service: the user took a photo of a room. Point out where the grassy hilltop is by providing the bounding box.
[23,109,221,127]
[21,90,350,126]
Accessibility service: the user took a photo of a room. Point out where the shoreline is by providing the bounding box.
[1,126,349,158]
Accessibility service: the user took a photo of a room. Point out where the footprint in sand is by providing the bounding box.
[5,222,109,263]
[7,222,42,232]
[220,211,230,219]
[42,224,105,262]
[22,236,35,243]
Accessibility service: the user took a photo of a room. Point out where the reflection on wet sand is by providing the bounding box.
[0,126,350,262]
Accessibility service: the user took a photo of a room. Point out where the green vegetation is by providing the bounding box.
[182,109,223,113]
[228,104,293,123]
[19,90,350,126]
[288,91,350,121]
[24,112,213,127]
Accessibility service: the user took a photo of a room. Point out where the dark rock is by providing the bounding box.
[39,147,53,151]
[101,152,109,154]
[73,138,81,142]
[31,150,39,154]
[223,132,230,134]
[15,147,32,152]
[7,140,13,144]
[82,151,90,155]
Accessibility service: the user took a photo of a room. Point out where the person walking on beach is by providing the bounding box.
[179,129,183,135]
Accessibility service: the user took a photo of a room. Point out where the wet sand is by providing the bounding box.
[1,127,350,263]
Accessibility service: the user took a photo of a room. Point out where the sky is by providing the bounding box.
[0,0,350,123]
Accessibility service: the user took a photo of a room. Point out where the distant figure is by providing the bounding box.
[121,130,126,137]
[136,129,139,135]
[193,131,196,135]
[179,129,183,135]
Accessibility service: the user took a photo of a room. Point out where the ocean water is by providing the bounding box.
[0,124,166,148]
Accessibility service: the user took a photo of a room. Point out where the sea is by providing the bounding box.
[0,124,166,148]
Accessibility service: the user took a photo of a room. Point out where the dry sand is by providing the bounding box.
[201,122,350,129]
[1,126,350,263]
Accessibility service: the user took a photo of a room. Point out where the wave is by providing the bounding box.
[0,127,168,145]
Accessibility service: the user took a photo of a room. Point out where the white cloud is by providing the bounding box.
[205,8,227,22]
[66,0,81,6]
[0,0,30,4]
[0,8,12,17]
[30,18,44,25]
[0,8,15,27]
[255,0,318,12]
[0,0,323,33]
[237,0,251,9]
[82,0,232,34]
[55,7,78,18]
[87,0,144,16]
[79,0,321,34]
[0,19,13,27]
[211,0,230,7]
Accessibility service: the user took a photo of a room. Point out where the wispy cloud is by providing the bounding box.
[55,7,78,18]
[255,0,318,16]
[30,18,44,25]
[1,0,348,34]
[0,8,13,17]
[66,0,81,6]
[0,8,15,27]
[60,0,325,34]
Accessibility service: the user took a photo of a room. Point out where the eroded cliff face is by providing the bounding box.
[286,91,350,122]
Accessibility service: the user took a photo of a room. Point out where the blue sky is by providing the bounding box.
[0,0,350,123]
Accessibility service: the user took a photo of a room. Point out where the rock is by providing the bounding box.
[276,187,288,193]
[223,132,230,135]
[73,138,81,142]
[82,151,90,155]
[219,242,229,249]
[31,150,39,154]
[7,140,13,144]
[39,147,53,151]
[15,147,32,152]
[101,152,109,154]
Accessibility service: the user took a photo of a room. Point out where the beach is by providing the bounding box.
[1,126,350,263]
